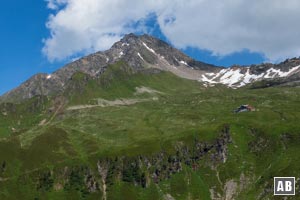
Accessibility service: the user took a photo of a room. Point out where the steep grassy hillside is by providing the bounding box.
[0,62,300,199]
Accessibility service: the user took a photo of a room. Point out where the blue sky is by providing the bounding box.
[1,1,299,95]
[0,1,63,95]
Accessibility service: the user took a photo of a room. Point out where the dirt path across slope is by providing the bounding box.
[67,97,158,111]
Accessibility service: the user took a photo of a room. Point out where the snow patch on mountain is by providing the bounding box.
[219,68,244,86]
[180,60,189,66]
[122,43,130,47]
[200,65,300,88]
[239,69,264,87]
[201,75,217,83]
[137,53,144,61]
[264,65,300,78]
[142,42,156,54]
[119,51,124,58]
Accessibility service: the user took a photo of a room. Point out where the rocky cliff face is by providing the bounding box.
[24,125,232,199]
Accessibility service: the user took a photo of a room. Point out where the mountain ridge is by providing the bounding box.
[1,33,300,102]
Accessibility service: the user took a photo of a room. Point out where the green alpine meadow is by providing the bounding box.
[1,34,300,200]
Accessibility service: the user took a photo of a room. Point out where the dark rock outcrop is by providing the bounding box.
[28,125,232,196]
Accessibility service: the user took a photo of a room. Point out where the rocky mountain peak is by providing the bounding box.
[121,33,140,43]
[2,33,215,102]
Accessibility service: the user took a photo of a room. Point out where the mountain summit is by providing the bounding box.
[0,34,217,102]
[1,34,300,102]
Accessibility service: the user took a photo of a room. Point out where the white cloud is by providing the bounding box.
[46,0,68,9]
[43,0,300,62]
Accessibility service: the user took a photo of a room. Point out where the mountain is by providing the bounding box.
[0,34,218,102]
[1,34,300,200]
[200,57,300,88]
[2,33,299,103]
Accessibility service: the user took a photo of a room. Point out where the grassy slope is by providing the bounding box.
[0,62,300,199]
